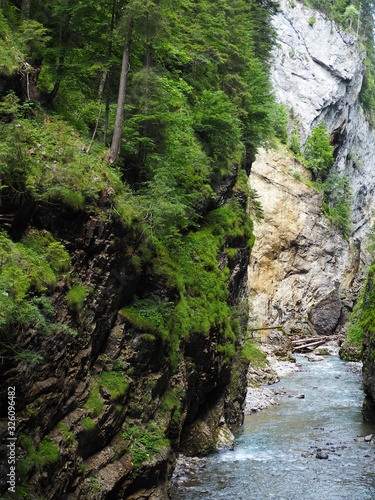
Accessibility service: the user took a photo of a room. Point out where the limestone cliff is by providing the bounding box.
[248,0,374,335]
[271,0,375,249]
[248,147,358,334]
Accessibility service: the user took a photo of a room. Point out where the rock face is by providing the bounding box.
[308,290,342,336]
[271,0,375,252]
[248,0,375,333]
[248,147,356,333]
[0,170,251,499]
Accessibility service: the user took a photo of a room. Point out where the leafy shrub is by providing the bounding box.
[0,231,69,343]
[19,435,59,476]
[289,130,301,156]
[322,172,352,237]
[122,423,169,466]
[304,122,334,180]
[270,103,289,143]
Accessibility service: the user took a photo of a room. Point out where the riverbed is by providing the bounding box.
[171,355,375,499]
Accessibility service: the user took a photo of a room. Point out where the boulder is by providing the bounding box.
[308,290,342,336]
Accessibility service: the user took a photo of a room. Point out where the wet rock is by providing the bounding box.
[215,424,235,451]
[307,354,325,362]
[362,396,375,423]
[314,342,340,356]
[245,387,282,414]
[315,450,329,459]
[339,340,362,361]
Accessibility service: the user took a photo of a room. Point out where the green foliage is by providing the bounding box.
[270,103,289,144]
[193,90,242,168]
[122,423,169,466]
[0,115,130,217]
[346,323,364,345]
[308,17,316,26]
[121,297,173,340]
[322,173,352,237]
[0,91,21,120]
[56,422,77,444]
[19,435,59,476]
[0,231,69,344]
[66,285,87,314]
[289,130,301,156]
[304,122,334,180]
[84,386,104,418]
[241,340,267,366]
[344,266,375,352]
[100,371,130,401]
[248,187,265,223]
[343,5,359,30]
[84,368,130,417]
[82,417,96,431]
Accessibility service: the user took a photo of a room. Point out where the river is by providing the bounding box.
[171,355,375,499]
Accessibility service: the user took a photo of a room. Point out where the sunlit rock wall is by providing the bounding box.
[271,0,375,246]
[248,0,375,332]
[248,147,357,333]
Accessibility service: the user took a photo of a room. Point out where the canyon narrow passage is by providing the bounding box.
[171,356,375,499]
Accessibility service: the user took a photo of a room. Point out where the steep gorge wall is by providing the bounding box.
[0,171,251,499]
[248,0,375,334]
[249,147,357,334]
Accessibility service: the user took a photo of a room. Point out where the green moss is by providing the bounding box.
[162,394,180,411]
[56,422,77,444]
[82,417,96,431]
[84,385,104,417]
[84,369,130,417]
[240,340,267,367]
[344,265,375,352]
[66,285,87,313]
[100,371,130,400]
[121,297,172,340]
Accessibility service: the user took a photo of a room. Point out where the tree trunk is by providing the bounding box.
[104,0,116,146]
[109,16,133,164]
[20,0,31,20]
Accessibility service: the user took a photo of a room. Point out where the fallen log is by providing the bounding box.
[293,339,326,350]
[292,336,327,345]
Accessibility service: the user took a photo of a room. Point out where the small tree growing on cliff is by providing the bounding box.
[304,122,334,181]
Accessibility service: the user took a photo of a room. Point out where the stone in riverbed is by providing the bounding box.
[315,450,329,459]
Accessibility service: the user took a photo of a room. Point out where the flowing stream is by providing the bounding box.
[171,355,375,499]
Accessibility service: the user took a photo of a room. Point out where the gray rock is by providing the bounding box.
[308,290,342,336]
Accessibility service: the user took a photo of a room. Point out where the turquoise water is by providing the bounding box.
[171,356,375,499]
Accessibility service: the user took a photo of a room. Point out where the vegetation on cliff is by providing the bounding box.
[0,0,279,497]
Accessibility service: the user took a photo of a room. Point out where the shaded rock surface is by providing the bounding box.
[0,168,251,500]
